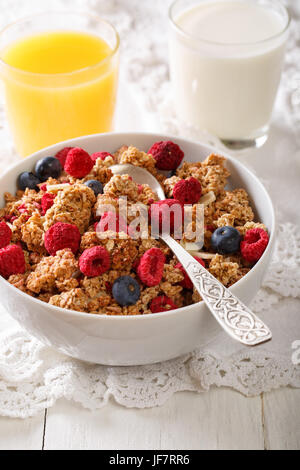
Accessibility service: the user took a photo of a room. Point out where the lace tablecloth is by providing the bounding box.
[0,0,299,418]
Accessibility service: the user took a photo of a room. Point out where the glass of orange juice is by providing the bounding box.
[0,12,119,157]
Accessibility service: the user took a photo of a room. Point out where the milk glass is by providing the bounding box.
[169,0,290,149]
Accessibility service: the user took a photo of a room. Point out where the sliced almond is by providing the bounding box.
[180,240,202,251]
[199,191,216,206]
[188,251,216,259]
[47,184,70,192]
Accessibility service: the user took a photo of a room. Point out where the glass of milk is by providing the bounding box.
[169,0,290,149]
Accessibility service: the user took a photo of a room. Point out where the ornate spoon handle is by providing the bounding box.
[161,234,272,346]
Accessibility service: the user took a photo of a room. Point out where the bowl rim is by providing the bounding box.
[0,131,276,322]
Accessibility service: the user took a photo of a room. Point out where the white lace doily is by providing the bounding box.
[0,0,299,418]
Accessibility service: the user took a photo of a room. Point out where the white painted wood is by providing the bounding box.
[44,389,264,450]
[0,413,45,450]
[263,388,300,450]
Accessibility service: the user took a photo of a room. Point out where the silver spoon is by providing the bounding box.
[111,164,272,346]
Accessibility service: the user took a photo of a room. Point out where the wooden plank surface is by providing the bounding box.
[263,388,300,450]
[43,389,264,450]
[0,388,299,449]
[0,411,45,450]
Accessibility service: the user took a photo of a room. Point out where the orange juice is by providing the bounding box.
[1,29,119,157]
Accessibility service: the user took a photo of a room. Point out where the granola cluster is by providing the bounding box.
[1,143,268,315]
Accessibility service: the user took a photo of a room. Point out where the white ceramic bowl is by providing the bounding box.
[0,132,276,365]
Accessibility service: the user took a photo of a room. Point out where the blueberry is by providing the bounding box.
[84,180,103,196]
[112,275,141,306]
[211,226,241,255]
[35,156,62,182]
[17,172,41,191]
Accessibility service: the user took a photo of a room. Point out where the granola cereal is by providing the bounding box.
[0,142,269,316]
[44,183,96,234]
[208,254,240,286]
[119,146,157,174]
[215,189,254,226]
[177,154,230,196]
[21,212,46,254]
[26,249,79,294]
[104,174,140,203]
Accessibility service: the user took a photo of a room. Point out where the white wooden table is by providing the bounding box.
[0,387,299,450]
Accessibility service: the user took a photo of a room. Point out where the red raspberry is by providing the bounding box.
[150,295,178,313]
[240,228,269,263]
[41,193,56,215]
[149,141,184,170]
[0,244,25,279]
[97,211,133,236]
[64,147,94,178]
[44,222,81,256]
[137,247,165,287]
[175,256,205,290]
[0,221,12,249]
[173,177,202,204]
[149,199,184,234]
[55,147,74,168]
[79,246,110,277]
[91,151,114,162]
[40,183,48,192]
[18,203,28,214]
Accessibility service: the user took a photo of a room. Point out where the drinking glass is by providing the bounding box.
[169,0,290,149]
[0,12,119,157]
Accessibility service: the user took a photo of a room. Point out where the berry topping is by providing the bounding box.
[205,225,215,232]
[175,256,205,290]
[211,226,241,255]
[91,151,114,162]
[149,141,184,170]
[97,211,132,236]
[173,177,202,204]
[64,147,94,178]
[79,246,110,277]
[17,172,41,191]
[150,295,178,313]
[132,257,141,272]
[0,244,25,279]
[41,193,56,215]
[241,228,269,263]
[105,281,112,294]
[149,199,184,234]
[137,247,165,287]
[44,222,81,256]
[112,275,141,306]
[35,156,62,182]
[0,221,12,248]
[55,147,74,168]
[84,180,104,196]
[40,183,48,192]
[18,203,28,214]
